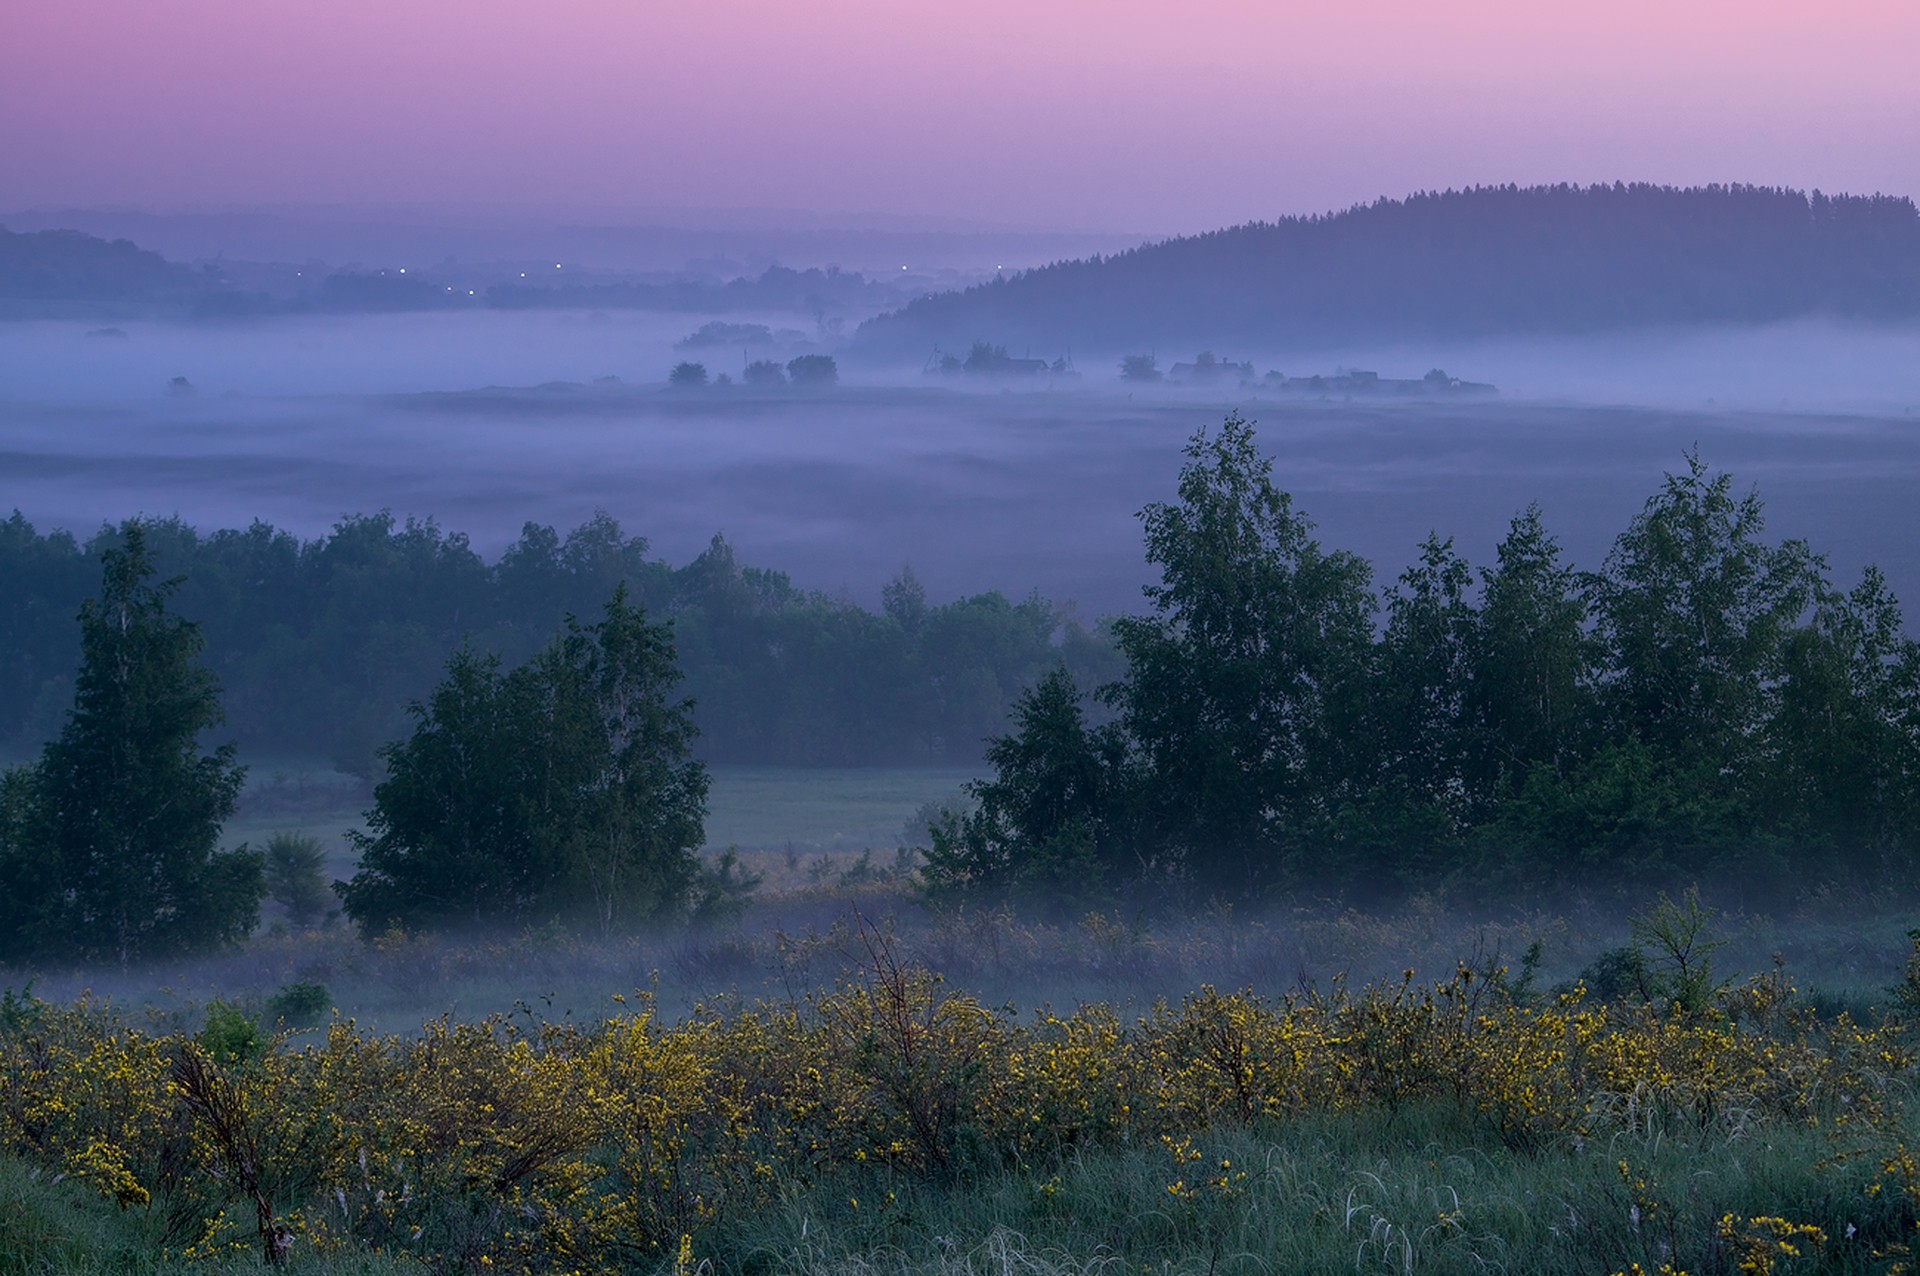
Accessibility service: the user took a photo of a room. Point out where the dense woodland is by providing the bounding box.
[0,512,1120,771]
[861,183,1920,352]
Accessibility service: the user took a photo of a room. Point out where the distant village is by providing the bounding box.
[928,344,1495,395]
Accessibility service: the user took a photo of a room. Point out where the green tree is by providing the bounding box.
[1372,533,1477,818]
[339,587,707,934]
[1329,534,1477,896]
[1467,505,1595,799]
[920,668,1128,905]
[263,831,332,926]
[338,644,535,929]
[1108,413,1375,895]
[547,586,708,930]
[1590,452,1820,777]
[1768,566,1920,877]
[3,523,259,965]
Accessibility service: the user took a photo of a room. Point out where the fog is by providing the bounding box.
[4,310,1920,621]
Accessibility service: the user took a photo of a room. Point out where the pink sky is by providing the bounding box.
[3,0,1915,234]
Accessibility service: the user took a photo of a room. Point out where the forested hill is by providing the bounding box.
[856,184,1920,353]
[0,225,208,307]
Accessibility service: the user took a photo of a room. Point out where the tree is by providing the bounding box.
[1589,452,1821,782]
[668,361,709,388]
[742,359,786,387]
[339,586,707,934]
[1108,414,1375,894]
[920,668,1128,906]
[1,523,259,965]
[1372,534,1477,818]
[785,354,838,386]
[548,586,708,930]
[1119,354,1161,382]
[263,832,332,926]
[1467,505,1595,800]
[1767,567,1920,877]
[882,565,928,633]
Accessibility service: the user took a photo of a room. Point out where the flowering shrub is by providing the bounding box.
[0,954,1912,1273]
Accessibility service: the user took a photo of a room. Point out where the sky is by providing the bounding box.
[3,0,1917,235]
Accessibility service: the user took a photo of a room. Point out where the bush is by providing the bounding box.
[265,979,331,1028]
[667,361,709,387]
[198,999,261,1065]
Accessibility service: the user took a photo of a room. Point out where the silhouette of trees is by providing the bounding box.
[866,184,1920,351]
[0,523,260,965]
[954,416,1920,906]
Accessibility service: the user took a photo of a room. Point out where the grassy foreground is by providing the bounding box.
[7,932,1920,1276]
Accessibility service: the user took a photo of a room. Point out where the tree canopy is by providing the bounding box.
[0,523,260,965]
[338,587,707,935]
[943,416,1920,908]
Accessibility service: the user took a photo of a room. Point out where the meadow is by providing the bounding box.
[7,892,1920,1276]
[10,833,1920,1276]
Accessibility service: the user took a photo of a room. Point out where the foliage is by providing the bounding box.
[666,361,708,388]
[0,510,1115,769]
[198,999,263,1067]
[920,668,1128,907]
[949,416,1920,907]
[263,832,332,927]
[339,586,708,935]
[1105,412,1375,895]
[267,980,333,1029]
[740,358,786,387]
[0,523,260,966]
[0,953,1912,1274]
[785,353,838,386]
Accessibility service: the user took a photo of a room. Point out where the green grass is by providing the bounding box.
[7,1104,1905,1275]
[219,762,977,860]
[693,1104,1909,1274]
[700,764,978,854]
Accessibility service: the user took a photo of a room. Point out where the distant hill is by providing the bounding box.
[856,184,1920,354]
[0,225,209,307]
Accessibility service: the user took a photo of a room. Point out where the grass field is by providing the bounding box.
[223,762,979,895]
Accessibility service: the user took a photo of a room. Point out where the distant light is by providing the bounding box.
[555,263,562,269]
[399,267,406,274]
[468,289,475,295]
[901,265,908,271]
[520,272,526,278]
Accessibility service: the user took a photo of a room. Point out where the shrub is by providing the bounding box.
[198,999,261,1066]
[265,979,331,1028]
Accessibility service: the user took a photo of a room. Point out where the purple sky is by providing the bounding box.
[4,0,1917,234]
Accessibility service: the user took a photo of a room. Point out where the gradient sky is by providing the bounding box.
[4,0,1916,235]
